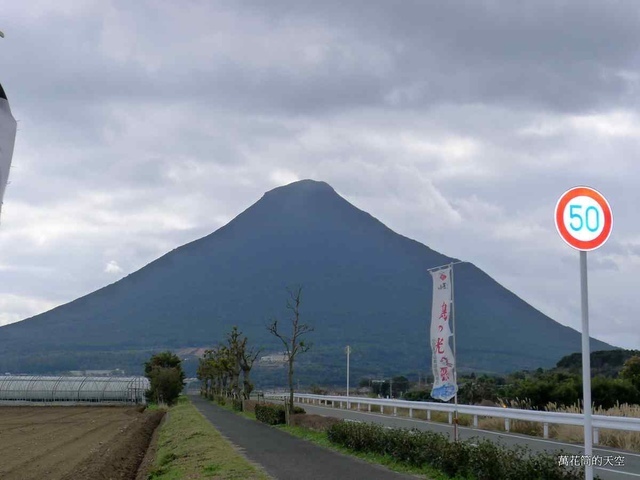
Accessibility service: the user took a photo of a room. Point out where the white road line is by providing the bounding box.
[595,467,640,477]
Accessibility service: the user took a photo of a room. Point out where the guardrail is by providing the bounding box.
[264,393,640,445]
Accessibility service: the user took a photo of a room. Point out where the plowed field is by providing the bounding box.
[0,406,164,480]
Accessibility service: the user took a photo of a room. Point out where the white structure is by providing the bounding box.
[0,376,149,404]
[0,81,17,223]
[259,352,288,363]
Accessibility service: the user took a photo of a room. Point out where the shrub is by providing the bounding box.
[426,438,471,477]
[232,398,243,412]
[215,395,226,406]
[255,403,286,425]
[325,422,596,480]
[144,351,185,406]
[466,439,508,479]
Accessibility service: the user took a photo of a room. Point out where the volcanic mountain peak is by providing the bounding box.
[0,179,616,379]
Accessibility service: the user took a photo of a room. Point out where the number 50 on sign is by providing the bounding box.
[555,186,613,251]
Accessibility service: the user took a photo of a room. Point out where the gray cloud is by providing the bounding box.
[0,1,638,351]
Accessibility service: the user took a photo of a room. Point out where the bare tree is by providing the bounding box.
[268,286,313,422]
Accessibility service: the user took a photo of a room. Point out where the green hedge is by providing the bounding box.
[255,404,306,425]
[232,398,243,412]
[326,422,598,480]
[255,404,286,425]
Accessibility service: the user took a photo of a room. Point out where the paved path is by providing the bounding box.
[189,395,417,480]
[293,402,640,480]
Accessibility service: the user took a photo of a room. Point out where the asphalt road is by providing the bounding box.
[293,402,640,480]
[189,395,417,480]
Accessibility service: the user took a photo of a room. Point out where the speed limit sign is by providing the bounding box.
[554,186,613,251]
[555,186,613,480]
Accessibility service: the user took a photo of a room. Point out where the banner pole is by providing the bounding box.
[451,262,459,442]
[427,260,465,273]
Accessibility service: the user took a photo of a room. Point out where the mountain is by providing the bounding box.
[0,180,615,383]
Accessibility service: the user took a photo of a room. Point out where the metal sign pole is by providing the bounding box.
[554,186,612,480]
[580,251,593,480]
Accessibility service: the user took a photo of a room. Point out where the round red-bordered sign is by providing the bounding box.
[554,186,613,251]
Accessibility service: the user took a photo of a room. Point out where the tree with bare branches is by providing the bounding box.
[267,286,313,422]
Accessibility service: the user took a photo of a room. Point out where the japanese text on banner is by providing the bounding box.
[429,267,457,401]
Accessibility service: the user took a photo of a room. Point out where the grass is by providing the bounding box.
[209,396,466,480]
[212,397,258,421]
[276,424,470,480]
[545,401,640,452]
[146,401,169,412]
[146,396,270,480]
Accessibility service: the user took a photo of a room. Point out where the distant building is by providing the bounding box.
[259,352,289,363]
[68,369,125,377]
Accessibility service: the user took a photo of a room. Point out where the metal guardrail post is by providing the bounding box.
[593,427,599,445]
[263,394,640,435]
[448,412,452,424]
[505,418,511,432]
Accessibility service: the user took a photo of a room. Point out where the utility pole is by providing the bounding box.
[345,345,351,408]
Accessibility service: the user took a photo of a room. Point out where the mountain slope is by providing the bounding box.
[0,180,615,380]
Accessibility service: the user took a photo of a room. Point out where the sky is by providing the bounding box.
[0,1,638,350]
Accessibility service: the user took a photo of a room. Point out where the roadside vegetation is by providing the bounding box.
[352,351,640,452]
[277,423,455,480]
[197,326,262,402]
[324,421,594,480]
[145,351,186,406]
[145,396,270,480]
[364,350,640,409]
[215,395,593,480]
[197,286,313,425]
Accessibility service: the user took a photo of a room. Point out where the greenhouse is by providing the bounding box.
[0,376,149,405]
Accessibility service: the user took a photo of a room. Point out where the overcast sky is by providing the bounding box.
[1,1,638,350]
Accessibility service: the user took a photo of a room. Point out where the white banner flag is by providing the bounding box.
[0,83,17,222]
[430,267,457,401]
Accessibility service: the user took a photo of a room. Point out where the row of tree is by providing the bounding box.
[364,354,640,410]
[142,287,312,407]
[196,286,314,420]
[197,326,261,400]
